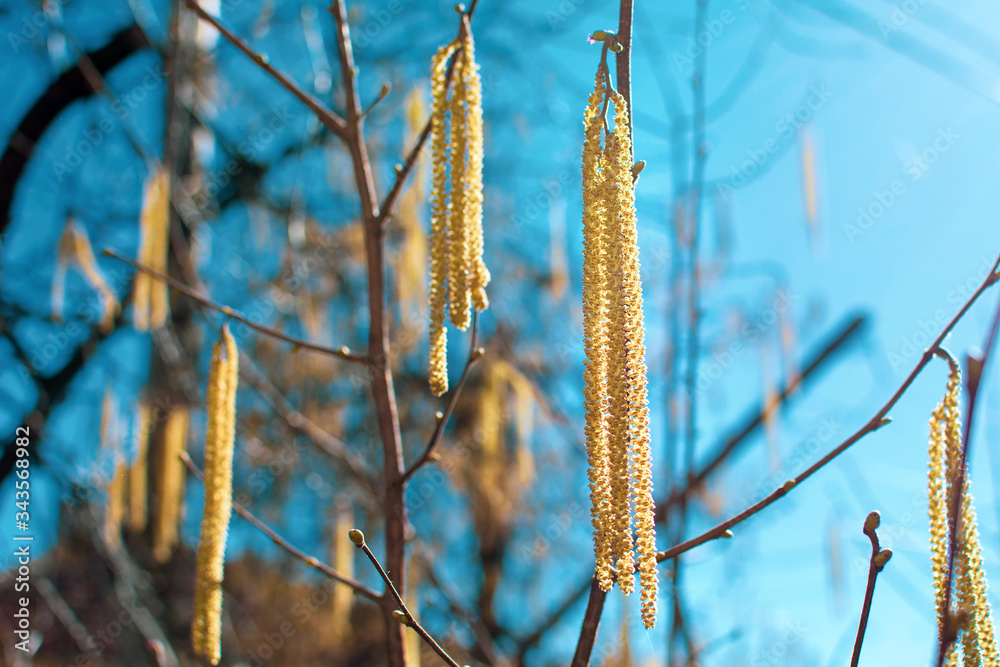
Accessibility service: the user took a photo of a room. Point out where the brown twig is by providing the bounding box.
[236,351,380,497]
[179,451,379,601]
[103,249,367,363]
[851,511,892,667]
[656,314,867,521]
[183,0,348,140]
[935,285,1000,665]
[402,312,482,482]
[350,530,463,667]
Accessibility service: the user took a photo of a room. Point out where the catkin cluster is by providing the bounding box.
[192,325,239,665]
[427,25,490,396]
[928,364,998,664]
[581,71,657,629]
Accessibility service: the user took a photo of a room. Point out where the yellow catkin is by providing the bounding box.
[135,168,171,331]
[192,325,239,665]
[603,132,635,595]
[929,365,999,663]
[447,41,472,331]
[128,401,151,532]
[581,74,657,625]
[154,407,188,562]
[53,219,119,331]
[609,88,657,628]
[462,30,490,313]
[428,41,458,396]
[404,554,422,667]
[582,72,614,593]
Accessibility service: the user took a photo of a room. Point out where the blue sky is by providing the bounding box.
[2,0,1000,664]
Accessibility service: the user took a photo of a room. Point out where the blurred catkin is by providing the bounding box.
[192,325,238,665]
[580,70,657,627]
[135,168,171,330]
[426,24,490,395]
[154,407,189,562]
[128,400,150,532]
[928,364,998,662]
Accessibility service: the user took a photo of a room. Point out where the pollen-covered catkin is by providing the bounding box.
[428,41,458,396]
[582,71,614,593]
[928,364,999,663]
[462,30,490,313]
[447,43,472,331]
[580,69,657,626]
[192,325,238,665]
[608,87,657,628]
[426,26,491,395]
[135,168,170,331]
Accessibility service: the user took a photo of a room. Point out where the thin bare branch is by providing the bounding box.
[104,249,367,363]
[351,531,462,667]
[851,511,892,667]
[656,254,1000,565]
[179,451,380,602]
[403,312,482,482]
[183,0,348,139]
[935,284,1000,665]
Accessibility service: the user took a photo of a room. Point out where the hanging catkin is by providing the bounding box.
[153,407,188,563]
[426,23,490,396]
[580,63,657,628]
[192,325,238,665]
[928,363,999,664]
[134,168,170,331]
[128,400,150,532]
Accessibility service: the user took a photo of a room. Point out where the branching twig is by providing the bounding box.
[655,254,999,565]
[374,0,480,227]
[403,312,482,482]
[851,511,893,667]
[179,451,380,602]
[184,0,348,139]
[104,249,367,363]
[349,529,462,667]
[935,285,1000,665]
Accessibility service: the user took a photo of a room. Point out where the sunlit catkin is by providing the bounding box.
[462,30,490,313]
[610,87,657,628]
[192,325,238,665]
[580,70,657,626]
[426,26,491,395]
[928,364,999,663]
[428,41,458,396]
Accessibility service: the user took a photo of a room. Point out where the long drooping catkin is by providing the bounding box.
[582,72,613,593]
[135,168,170,330]
[462,30,489,313]
[426,25,490,395]
[608,87,657,627]
[928,365,999,663]
[447,44,472,330]
[428,41,458,397]
[192,325,238,665]
[580,65,657,628]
